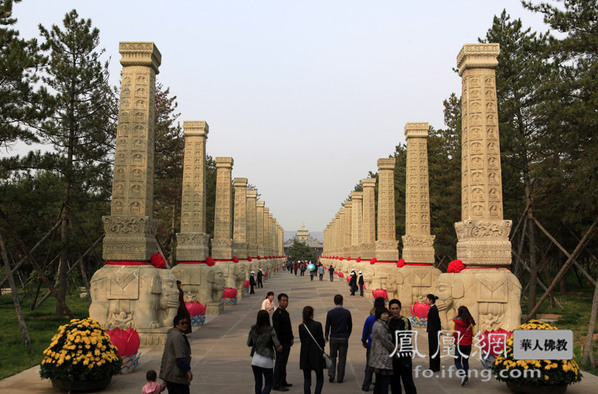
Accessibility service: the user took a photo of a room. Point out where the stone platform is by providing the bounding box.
[1,271,596,393]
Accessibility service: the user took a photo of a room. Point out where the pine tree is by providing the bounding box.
[153,83,184,263]
[0,0,49,149]
[38,9,117,315]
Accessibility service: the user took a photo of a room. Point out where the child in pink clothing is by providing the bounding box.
[142,370,166,394]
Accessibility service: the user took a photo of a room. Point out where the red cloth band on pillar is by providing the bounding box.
[106,261,151,266]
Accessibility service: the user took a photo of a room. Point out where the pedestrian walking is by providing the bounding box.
[176,281,192,334]
[258,269,264,288]
[300,262,306,276]
[426,294,441,372]
[328,265,334,281]
[318,264,325,281]
[250,271,257,294]
[299,306,326,394]
[159,314,192,394]
[358,271,365,296]
[248,310,282,394]
[349,272,357,296]
[361,297,386,392]
[388,299,417,394]
[272,293,294,391]
[262,291,276,316]
[369,308,394,394]
[142,370,166,394]
[294,262,299,276]
[325,294,352,383]
[309,265,316,281]
[453,306,475,386]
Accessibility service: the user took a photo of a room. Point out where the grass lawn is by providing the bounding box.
[521,277,598,376]
[0,291,89,379]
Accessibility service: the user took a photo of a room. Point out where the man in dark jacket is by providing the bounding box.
[328,265,334,281]
[358,271,365,296]
[272,293,294,391]
[299,306,325,394]
[389,299,417,394]
[325,294,352,383]
[426,294,441,372]
[257,269,264,288]
[349,272,357,296]
[160,314,192,394]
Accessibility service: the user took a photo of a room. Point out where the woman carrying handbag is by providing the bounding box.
[298,306,326,394]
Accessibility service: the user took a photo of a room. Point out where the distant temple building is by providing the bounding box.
[284,224,323,256]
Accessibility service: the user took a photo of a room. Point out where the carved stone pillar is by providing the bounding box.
[176,121,210,261]
[233,177,248,259]
[212,157,234,260]
[361,178,376,260]
[256,201,266,257]
[343,201,352,261]
[433,44,520,331]
[402,123,435,264]
[246,190,258,258]
[455,44,512,266]
[102,42,161,261]
[375,158,399,261]
[351,192,363,259]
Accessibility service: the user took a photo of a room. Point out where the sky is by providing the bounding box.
[10,0,550,235]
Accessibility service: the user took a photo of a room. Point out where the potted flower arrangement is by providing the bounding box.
[410,302,430,328]
[492,320,582,394]
[40,317,121,392]
[105,327,141,375]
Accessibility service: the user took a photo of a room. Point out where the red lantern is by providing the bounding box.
[185,301,205,316]
[372,289,388,300]
[397,258,406,268]
[244,280,250,288]
[338,272,344,278]
[232,256,239,263]
[150,253,166,269]
[410,302,430,318]
[205,257,215,266]
[356,257,362,262]
[223,288,238,298]
[370,258,377,265]
[106,327,140,357]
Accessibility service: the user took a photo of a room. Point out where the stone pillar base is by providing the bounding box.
[137,328,169,346]
[206,301,224,315]
[233,242,248,259]
[212,238,233,260]
[395,265,441,315]
[176,232,210,261]
[375,240,399,261]
[435,269,521,331]
[402,234,435,264]
[359,244,376,260]
[455,220,512,265]
[102,215,158,261]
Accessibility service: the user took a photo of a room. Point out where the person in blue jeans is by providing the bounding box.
[453,306,475,386]
[325,294,352,383]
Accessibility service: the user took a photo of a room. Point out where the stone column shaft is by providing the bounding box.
[402,122,435,263]
[351,192,363,257]
[456,43,512,265]
[361,178,376,259]
[212,157,234,260]
[233,177,248,258]
[246,190,258,257]
[376,158,399,260]
[256,201,266,256]
[103,42,161,261]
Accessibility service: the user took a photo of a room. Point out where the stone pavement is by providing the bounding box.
[1,270,597,393]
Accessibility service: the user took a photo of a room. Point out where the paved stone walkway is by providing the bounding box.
[1,270,596,393]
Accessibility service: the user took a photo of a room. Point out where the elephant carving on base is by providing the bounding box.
[171,263,226,305]
[435,269,521,331]
[89,265,165,330]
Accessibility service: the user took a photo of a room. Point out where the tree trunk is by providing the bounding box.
[0,231,35,355]
[581,276,598,366]
[526,182,538,317]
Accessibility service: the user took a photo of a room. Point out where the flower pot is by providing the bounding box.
[51,376,112,392]
[506,381,567,394]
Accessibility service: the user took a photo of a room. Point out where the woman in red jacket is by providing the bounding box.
[452,306,475,386]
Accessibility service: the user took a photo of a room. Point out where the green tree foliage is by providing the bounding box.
[205,155,217,239]
[37,9,117,314]
[286,239,317,262]
[523,0,598,230]
[153,83,184,262]
[0,0,49,150]
[428,94,462,262]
